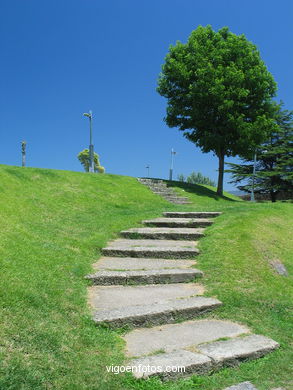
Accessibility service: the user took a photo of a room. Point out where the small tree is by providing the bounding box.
[157,25,277,196]
[78,149,105,173]
[186,171,216,186]
[226,104,293,202]
[177,173,185,182]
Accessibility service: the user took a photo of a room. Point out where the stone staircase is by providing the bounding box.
[86,211,279,380]
[138,178,192,204]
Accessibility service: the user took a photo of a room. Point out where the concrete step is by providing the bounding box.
[138,179,163,184]
[92,296,221,327]
[143,185,167,190]
[129,349,212,379]
[85,268,203,285]
[129,334,279,379]
[162,195,189,200]
[120,227,205,240]
[152,191,175,195]
[163,211,222,218]
[89,282,204,311]
[92,257,197,271]
[171,202,193,205]
[125,319,249,357]
[102,239,199,258]
[197,334,279,366]
[143,217,213,228]
[224,383,258,390]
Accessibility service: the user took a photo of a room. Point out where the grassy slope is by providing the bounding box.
[0,166,292,390]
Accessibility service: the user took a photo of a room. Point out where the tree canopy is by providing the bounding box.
[77,149,105,173]
[226,104,293,202]
[178,171,216,186]
[157,25,277,195]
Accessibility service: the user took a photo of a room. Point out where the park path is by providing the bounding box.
[86,179,279,380]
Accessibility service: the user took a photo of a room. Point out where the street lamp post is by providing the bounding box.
[169,148,176,181]
[250,152,257,202]
[83,110,94,172]
[146,165,150,178]
[21,141,27,167]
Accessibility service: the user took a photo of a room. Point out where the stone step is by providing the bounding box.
[143,217,213,228]
[92,257,197,270]
[138,179,163,184]
[152,191,175,195]
[89,282,204,311]
[163,211,222,218]
[125,319,249,357]
[102,239,199,258]
[85,268,203,285]
[171,201,192,205]
[197,334,279,366]
[146,186,168,191]
[120,227,205,240]
[92,296,221,327]
[129,334,279,379]
[162,195,189,200]
[224,383,258,390]
[129,349,212,379]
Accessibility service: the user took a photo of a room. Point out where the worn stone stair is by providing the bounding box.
[120,227,205,240]
[92,257,196,270]
[129,334,279,379]
[86,268,203,285]
[163,211,222,218]
[102,238,200,258]
[143,217,213,228]
[138,178,192,204]
[223,383,285,390]
[86,210,279,381]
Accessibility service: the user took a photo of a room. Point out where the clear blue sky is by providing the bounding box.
[1,0,292,190]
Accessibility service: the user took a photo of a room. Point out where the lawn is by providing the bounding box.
[0,165,292,390]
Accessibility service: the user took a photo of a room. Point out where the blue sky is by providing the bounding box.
[1,0,292,190]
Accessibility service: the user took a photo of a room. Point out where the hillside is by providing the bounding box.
[0,165,292,390]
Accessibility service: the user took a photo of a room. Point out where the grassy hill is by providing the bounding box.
[0,165,292,390]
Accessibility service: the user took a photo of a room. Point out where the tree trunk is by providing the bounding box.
[217,152,225,196]
[270,190,277,202]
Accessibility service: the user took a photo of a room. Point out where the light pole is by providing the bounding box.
[250,152,257,202]
[146,165,150,178]
[83,110,94,172]
[21,141,27,167]
[169,148,176,181]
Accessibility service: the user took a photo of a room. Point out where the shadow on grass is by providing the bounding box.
[165,180,237,202]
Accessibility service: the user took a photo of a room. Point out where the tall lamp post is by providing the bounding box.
[83,110,94,172]
[145,165,150,178]
[250,152,257,202]
[169,148,176,181]
[21,141,27,167]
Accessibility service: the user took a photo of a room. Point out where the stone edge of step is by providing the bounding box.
[128,334,279,380]
[85,268,203,285]
[92,296,222,327]
[163,212,222,218]
[101,246,200,259]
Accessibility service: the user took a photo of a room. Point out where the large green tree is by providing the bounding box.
[157,25,277,195]
[226,104,293,202]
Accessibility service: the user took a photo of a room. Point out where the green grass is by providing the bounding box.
[0,165,292,390]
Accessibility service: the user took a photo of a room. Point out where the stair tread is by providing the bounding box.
[125,319,249,357]
[92,257,196,270]
[89,283,205,311]
[129,334,279,379]
[86,268,203,285]
[92,296,221,326]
